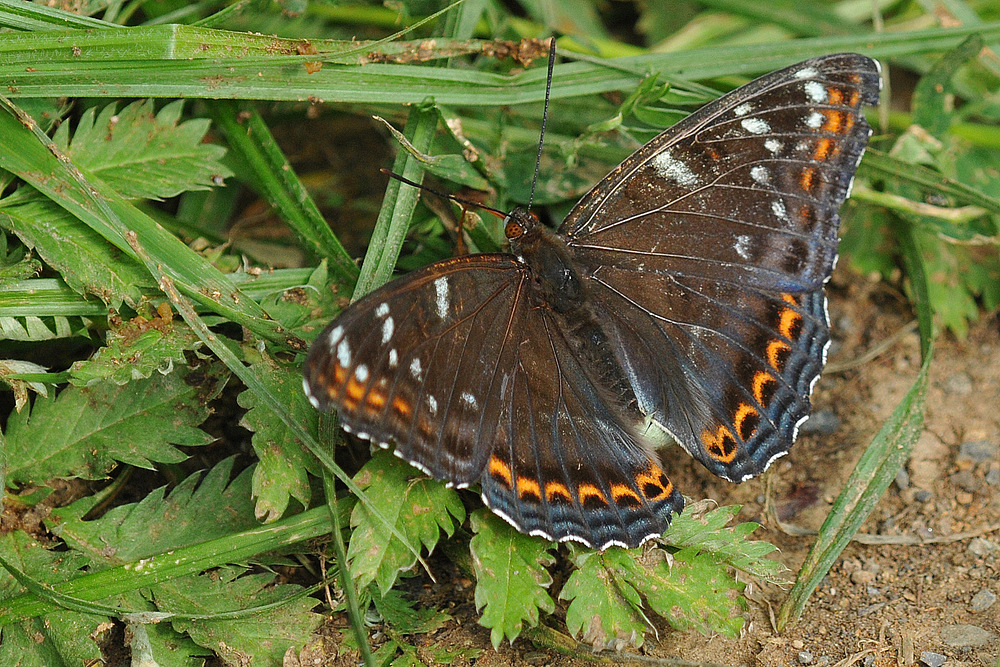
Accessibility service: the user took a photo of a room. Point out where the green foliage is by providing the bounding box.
[470,510,556,648]
[1,0,998,663]
[348,452,465,595]
[237,353,321,521]
[3,368,214,485]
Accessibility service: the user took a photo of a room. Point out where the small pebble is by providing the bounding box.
[968,537,999,557]
[985,464,999,487]
[791,639,805,649]
[895,467,910,490]
[913,489,933,503]
[970,588,996,612]
[957,440,997,464]
[942,372,972,394]
[950,470,980,493]
[940,624,996,647]
[851,570,876,585]
[919,651,946,667]
[799,409,840,435]
[798,650,814,665]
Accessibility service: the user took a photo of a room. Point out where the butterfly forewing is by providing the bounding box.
[304,255,527,485]
[563,54,881,480]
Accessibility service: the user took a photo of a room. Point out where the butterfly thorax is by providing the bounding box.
[505,207,643,420]
[505,207,583,314]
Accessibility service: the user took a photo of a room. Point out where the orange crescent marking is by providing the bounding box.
[813,137,833,161]
[609,482,642,505]
[333,364,347,385]
[778,307,802,341]
[516,476,542,500]
[392,396,412,417]
[800,166,815,193]
[346,377,365,402]
[634,464,673,501]
[734,402,759,441]
[767,339,791,371]
[753,371,777,405]
[577,483,607,506]
[545,481,573,503]
[701,425,739,463]
[366,389,386,410]
[822,110,843,134]
[827,87,844,104]
[488,456,512,488]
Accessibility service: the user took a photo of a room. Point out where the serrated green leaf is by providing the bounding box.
[665,504,786,582]
[0,197,151,307]
[560,550,649,650]
[563,544,745,647]
[639,547,746,636]
[4,368,214,485]
[0,315,87,342]
[163,566,322,666]
[69,318,201,386]
[237,354,321,522]
[469,510,555,648]
[49,458,259,561]
[0,232,40,284]
[53,99,232,201]
[372,588,451,636]
[912,35,983,139]
[347,452,465,596]
[0,532,104,667]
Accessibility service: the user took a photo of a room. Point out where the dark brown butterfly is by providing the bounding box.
[304,53,881,550]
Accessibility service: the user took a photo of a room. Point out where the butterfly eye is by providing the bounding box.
[504,219,524,239]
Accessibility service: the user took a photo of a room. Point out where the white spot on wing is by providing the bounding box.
[734,235,752,260]
[434,277,449,319]
[326,325,344,352]
[460,392,479,410]
[427,395,438,415]
[804,80,827,103]
[355,364,368,382]
[771,199,789,223]
[764,138,783,154]
[741,117,770,135]
[303,378,321,408]
[805,111,824,129]
[388,349,399,368]
[381,316,394,344]
[650,150,699,187]
[733,102,753,117]
[794,66,819,79]
[750,165,770,185]
[410,357,423,381]
[336,338,350,368]
[375,303,389,317]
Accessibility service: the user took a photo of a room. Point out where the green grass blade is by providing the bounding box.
[324,472,375,667]
[353,104,438,299]
[0,96,290,344]
[0,506,333,625]
[207,100,359,284]
[1,24,999,103]
[776,209,937,629]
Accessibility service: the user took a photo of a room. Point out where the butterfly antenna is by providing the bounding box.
[527,37,557,212]
[380,169,508,219]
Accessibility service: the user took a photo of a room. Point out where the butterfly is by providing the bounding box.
[303,53,881,550]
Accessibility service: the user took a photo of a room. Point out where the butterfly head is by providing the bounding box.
[503,207,539,242]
